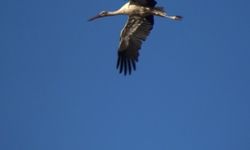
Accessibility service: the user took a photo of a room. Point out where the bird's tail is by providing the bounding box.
[154,6,165,12]
[153,7,167,17]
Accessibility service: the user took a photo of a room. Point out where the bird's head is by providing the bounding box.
[88,11,109,21]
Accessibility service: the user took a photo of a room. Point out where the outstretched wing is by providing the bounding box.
[130,0,157,7]
[116,15,154,75]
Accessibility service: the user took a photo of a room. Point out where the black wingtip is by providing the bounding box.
[116,53,137,76]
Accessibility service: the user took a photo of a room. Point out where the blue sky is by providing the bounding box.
[0,0,250,150]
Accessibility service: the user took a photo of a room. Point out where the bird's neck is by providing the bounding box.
[107,10,124,16]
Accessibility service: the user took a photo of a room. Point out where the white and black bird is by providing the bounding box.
[89,0,182,75]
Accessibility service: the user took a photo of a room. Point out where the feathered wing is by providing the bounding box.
[130,0,157,7]
[116,15,154,75]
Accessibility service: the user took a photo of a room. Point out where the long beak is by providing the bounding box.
[88,14,102,21]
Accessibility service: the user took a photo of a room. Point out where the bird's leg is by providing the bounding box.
[164,15,183,21]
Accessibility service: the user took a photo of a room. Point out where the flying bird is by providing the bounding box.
[89,0,182,75]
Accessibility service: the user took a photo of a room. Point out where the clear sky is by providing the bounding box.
[0,0,250,150]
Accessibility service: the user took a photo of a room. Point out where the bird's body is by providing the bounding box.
[89,0,182,75]
[114,2,162,16]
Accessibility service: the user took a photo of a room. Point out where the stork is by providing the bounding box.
[89,0,182,75]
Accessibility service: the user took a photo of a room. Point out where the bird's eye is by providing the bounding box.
[100,11,107,15]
